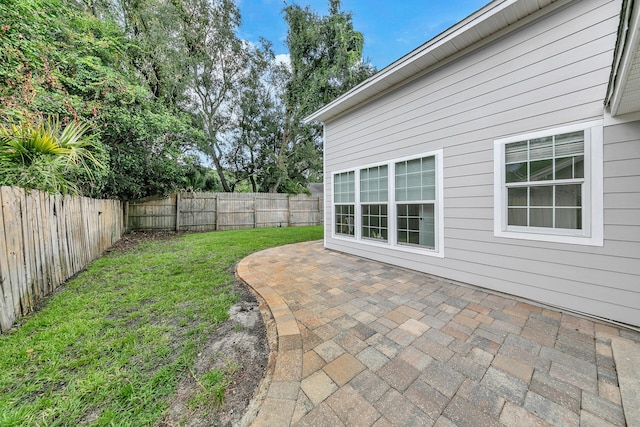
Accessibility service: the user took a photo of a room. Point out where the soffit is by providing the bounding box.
[305,0,560,123]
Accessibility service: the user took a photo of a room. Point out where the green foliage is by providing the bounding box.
[260,0,376,193]
[0,226,323,426]
[0,119,106,194]
[0,0,210,199]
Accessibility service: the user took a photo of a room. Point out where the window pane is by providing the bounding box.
[361,203,388,241]
[530,208,553,228]
[508,187,527,207]
[529,159,553,181]
[556,156,584,179]
[505,141,528,163]
[407,158,421,173]
[575,156,584,179]
[529,137,553,161]
[396,203,434,248]
[555,131,584,157]
[556,184,581,207]
[334,172,354,204]
[506,163,527,183]
[530,186,553,206]
[396,155,436,201]
[335,205,355,236]
[508,208,527,226]
[556,208,582,229]
[422,156,435,171]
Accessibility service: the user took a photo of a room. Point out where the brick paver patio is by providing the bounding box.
[236,241,640,426]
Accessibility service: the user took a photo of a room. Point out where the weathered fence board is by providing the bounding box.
[126,192,324,232]
[0,187,123,333]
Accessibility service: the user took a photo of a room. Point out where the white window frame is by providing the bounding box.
[330,150,444,258]
[494,121,604,246]
[332,170,356,238]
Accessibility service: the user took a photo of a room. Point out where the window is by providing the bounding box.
[334,171,355,236]
[396,156,436,248]
[360,165,388,241]
[505,131,584,230]
[494,122,603,246]
[331,150,444,257]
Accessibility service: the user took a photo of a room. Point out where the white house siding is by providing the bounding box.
[323,0,640,325]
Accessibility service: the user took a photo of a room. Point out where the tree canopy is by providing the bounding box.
[0,0,375,199]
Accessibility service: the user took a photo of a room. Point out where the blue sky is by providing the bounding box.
[237,0,489,69]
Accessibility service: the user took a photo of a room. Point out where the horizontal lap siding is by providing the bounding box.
[324,0,640,325]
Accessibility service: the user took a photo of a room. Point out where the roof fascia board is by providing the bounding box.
[608,0,640,116]
[305,0,574,124]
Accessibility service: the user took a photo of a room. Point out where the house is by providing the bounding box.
[305,0,640,326]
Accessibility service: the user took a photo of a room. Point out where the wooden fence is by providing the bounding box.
[126,192,324,231]
[0,187,123,333]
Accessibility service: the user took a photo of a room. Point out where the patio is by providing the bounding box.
[236,240,640,426]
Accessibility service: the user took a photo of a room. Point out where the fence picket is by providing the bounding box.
[0,187,123,333]
[0,189,14,330]
[127,192,323,232]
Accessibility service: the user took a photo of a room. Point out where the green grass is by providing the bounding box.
[0,226,323,427]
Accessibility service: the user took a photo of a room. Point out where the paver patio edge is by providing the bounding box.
[611,337,640,427]
[236,256,302,427]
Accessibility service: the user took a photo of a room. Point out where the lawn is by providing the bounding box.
[0,226,323,426]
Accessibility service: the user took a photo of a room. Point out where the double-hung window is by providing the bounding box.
[494,122,603,246]
[395,156,436,249]
[334,171,355,236]
[360,165,388,241]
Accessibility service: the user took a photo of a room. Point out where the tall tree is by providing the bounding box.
[273,0,375,193]
[173,0,253,192]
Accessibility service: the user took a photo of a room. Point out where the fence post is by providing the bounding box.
[123,201,129,233]
[175,193,181,232]
[253,194,257,228]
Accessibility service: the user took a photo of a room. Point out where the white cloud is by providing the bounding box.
[275,53,291,70]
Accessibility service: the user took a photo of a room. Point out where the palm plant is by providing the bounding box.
[0,119,104,195]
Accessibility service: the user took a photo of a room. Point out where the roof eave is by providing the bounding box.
[606,0,640,117]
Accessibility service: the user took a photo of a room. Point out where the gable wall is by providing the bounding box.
[323,0,640,325]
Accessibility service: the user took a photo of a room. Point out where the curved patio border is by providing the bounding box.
[236,240,639,427]
[236,243,304,426]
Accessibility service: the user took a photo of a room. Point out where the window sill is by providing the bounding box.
[331,234,445,257]
[494,229,603,246]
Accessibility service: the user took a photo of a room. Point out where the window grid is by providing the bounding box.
[505,131,584,230]
[330,151,443,255]
[334,171,355,237]
[335,205,355,236]
[397,203,435,248]
[361,204,388,241]
[360,165,388,203]
[395,156,436,249]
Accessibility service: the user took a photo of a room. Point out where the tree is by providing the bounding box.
[171,0,254,192]
[271,0,375,193]
[225,42,288,192]
[0,0,209,199]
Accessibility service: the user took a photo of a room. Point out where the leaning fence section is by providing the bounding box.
[126,192,323,232]
[0,187,123,333]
